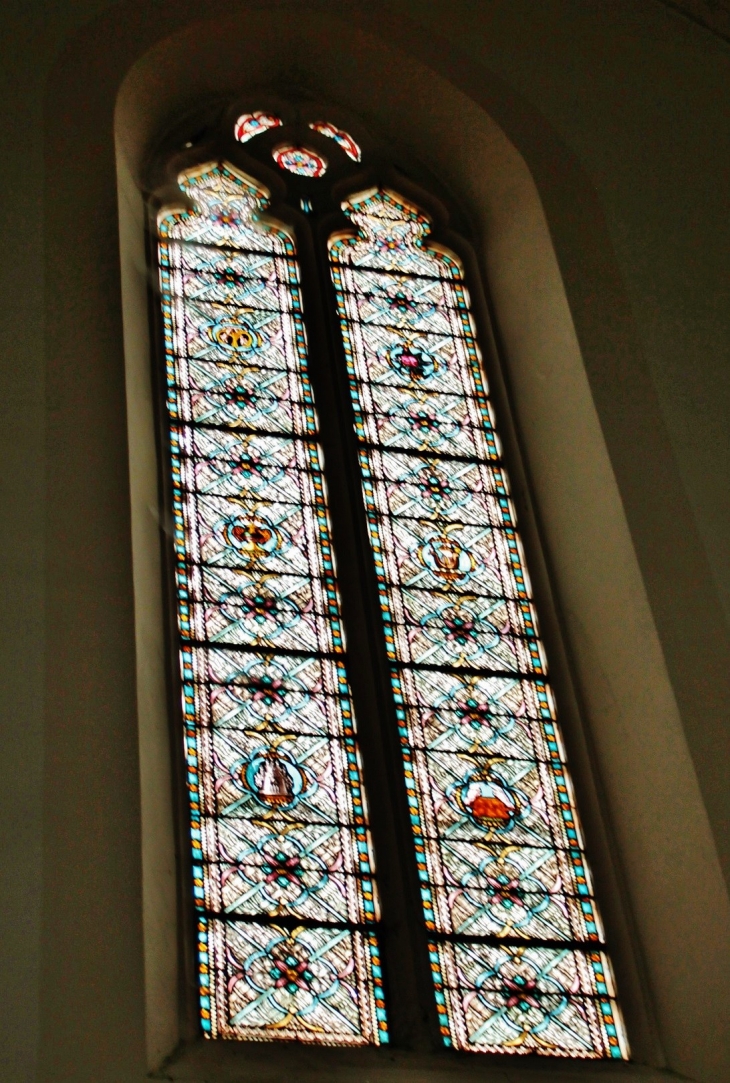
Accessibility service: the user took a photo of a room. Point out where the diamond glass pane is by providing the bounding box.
[329,188,627,1059]
[158,163,387,1045]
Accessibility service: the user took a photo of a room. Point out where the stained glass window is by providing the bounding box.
[328,188,629,1059]
[234,112,282,143]
[157,163,388,1045]
[309,121,362,163]
[272,145,327,178]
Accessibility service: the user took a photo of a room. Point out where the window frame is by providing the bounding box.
[142,103,636,1067]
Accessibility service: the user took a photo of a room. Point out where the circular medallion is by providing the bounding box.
[418,531,474,583]
[244,746,307,810]
[272,144,328,178]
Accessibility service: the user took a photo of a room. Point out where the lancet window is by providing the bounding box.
[158,164,386,1045]
[153,106,628,1060]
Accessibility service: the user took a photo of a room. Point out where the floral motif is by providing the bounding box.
[273,144,327,178]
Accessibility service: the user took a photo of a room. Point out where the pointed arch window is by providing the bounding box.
[153,107,628,1061]
[158,165,386,1046]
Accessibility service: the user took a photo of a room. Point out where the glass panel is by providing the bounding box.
[158,163,387,1045]
[272,145,328,178]
[309,121,362,163]
[432,942,622,1057]
[329,188,628,1058]
[234,111,282,143]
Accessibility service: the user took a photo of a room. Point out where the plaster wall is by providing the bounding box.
[1,3,728,1083]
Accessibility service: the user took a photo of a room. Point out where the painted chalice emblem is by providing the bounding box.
[419,529,474,584]
[224,515,279,565]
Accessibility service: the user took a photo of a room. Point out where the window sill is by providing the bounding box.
[154,1040,680,1083]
